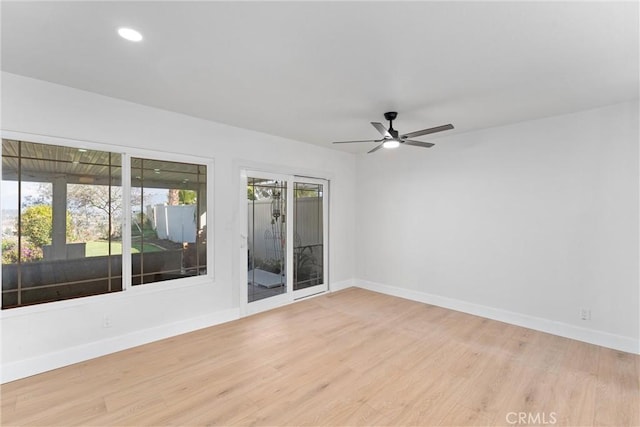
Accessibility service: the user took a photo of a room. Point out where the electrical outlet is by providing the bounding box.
[580,308,591,321]
[102,315,112,328]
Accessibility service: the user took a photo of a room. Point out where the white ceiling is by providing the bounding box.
[1,1,638,153]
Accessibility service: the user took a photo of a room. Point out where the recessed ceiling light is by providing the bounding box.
[118,27,143,42]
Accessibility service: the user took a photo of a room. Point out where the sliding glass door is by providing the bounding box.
[246,176,288,304]
[292,179,327,299]
[241,171,328,314]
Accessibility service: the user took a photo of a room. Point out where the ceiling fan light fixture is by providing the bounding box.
[118,27,143,42]
[383,139,400,149]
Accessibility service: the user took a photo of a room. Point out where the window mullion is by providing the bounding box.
[121,153,132,291]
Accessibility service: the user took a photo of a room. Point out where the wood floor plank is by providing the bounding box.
[594,347,640,426]
[2,287,638,426]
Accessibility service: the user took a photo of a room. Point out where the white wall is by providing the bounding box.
[0,72,357,381]
[356,101,639,353]
[2,71,637,382]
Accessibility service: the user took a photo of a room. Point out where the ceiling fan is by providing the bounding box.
[333,112,454,154]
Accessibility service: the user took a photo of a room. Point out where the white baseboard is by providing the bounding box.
[2,280,354,383]
[354,280,639,355]
[1,308,240,383]
[4,279,636,383]
[330,279,354,292]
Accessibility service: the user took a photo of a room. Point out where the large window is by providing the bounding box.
[131,157,207,286]
[1,138,209,309]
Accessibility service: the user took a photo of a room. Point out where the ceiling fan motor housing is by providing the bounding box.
[384,112,399,137]
[384,111,398,121]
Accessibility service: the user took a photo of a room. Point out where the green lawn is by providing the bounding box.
[85,241,166,257]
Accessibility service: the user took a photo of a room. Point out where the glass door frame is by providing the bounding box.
[240,170,329,316]
[291,176,329,300]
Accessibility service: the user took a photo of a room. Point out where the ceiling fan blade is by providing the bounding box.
[371,122,391,138]
[332,139,383,144]
[367,143,385,154]
[401,124,454,139]
[402,140,435,148]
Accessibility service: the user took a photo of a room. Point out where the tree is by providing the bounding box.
[19,205,73,248]
[20,205,53,247]
[167,189,196,205]
[26,183,127,240]
[167,189,180,206]
[67,184,124,240]
[2,237,43,263]
[295,188,320,198]
[247,186,273,201]
[1,238,19,264]
[66,184,142,239]
[179,190,197,205]
[22,183,52,207]
[67,184,121,217]
[247,187,257,201]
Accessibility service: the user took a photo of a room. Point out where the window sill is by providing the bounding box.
[0,275,215,319]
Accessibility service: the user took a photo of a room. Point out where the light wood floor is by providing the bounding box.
[2,287,639,426]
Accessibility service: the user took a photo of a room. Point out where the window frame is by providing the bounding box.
[0,130,215,315]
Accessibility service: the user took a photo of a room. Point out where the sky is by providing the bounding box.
[1,180,35,210]
[1,181,168,212]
